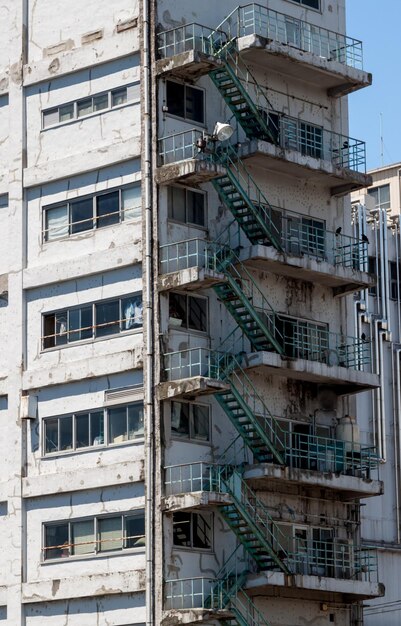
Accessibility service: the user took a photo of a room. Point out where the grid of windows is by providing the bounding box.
[367,184,391,212]
[44,401,144,455]
[167,186,206,227]
[172,512,213,550]
[43,184,141,241]
[166,81,205,124]
[169,292,208,332]
[43,511,145,560]
[43,294,143,349]
[171,401,210,442]
[42,83,140,129]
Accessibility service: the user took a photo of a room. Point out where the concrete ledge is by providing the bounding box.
[243,350,380,394]
[155,160,225,186]
[243,464,383,500]
[158,267,225,292]
[239,245,375,295]
[162,609,232,626]
[237,34,372,98]
[22,569,146,603]
[23,347,143,390]
[156,50,222,81]
[158,376,229,400]
[23,459,144,498]
[163,491,231,512]
[238,139,372,197]
[24,242,142,289]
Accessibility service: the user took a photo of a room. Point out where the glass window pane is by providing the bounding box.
[187,191,205,226]
[128,403,144,439]
[168,186,186,222]
[93,93,109,111]
[59,104,74,122]
[45,205,69,241]
[109,406,128,443]
[43,314,55,349]
[171,402,190,438]
[96,191,120,228]
[166,81,185,118]
[95,300,120,337]
[173,512,191,547]
[72,519,94,555]
[125,514,145,548]
[169,292,187,327]
[127,83,140,102]
[71,198,93,233]
[122,185,141,220]
[98,516,123,552]
[75,413,90,448]
[45,524,69,560]
[185,86,204,123]
[55,312,68,346]
[188,296,207,332]
[68,306,93,342]
[59,415,73,451]
[193,513,212,549]
[122,295,143,330]
[77,98,93,118]
[91,411,104,446]
[43,108,59,128]
[192,405,209,441]
[45,418,59,453]
[112,88,127,107]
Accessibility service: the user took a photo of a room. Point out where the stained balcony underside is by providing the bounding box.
[237,34,372,98]
[243,350,379,394]
[156,49,222,81]
[158,267,225,292]
[161,608,232,626]
[243,464,383,500]
[158,375,229,401]
[238,140,372,197]
[155,159,226,186]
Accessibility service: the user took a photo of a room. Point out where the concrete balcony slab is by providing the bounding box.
[158,376,229,401]
[162,609,232,626]
[156,50,222,81]
[163,491,231,512]
[155,159,226,186]
[158,267,225,292]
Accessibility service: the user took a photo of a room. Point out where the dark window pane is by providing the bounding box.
[192,405,209,441]
[128,403,144,439]
[109,406,128,443]
[60,415,73,451]
[122,295,143,330]
[45,418,59,453]
[185,86,204,123]
[95,300,120,337]
[91,411,104,446]
[68,306,93,342]
[168,186,186,222]
[76,413,90,448]
[71,198,93,233]
[77,98,92,118]
[193,513,212,549]
[187,191,205,226]
[59,104,74,122]
[173,512,191,547]
[166,81,185,118]
[93,93,109,111]
[45,523,69,560]
[188,296,207,332]
[126,514,145,548]
[96,191,120,228]
[171,401,190,438]
[43,314,55,349]
[169,292,187,328]
[112,88,127,107]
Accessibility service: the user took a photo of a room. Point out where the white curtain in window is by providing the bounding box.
[46,205,69,240]
[122,185,141,220]
[98,517,123,552]
[72,520,94,555]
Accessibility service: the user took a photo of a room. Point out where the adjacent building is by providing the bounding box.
[0,1,383,625]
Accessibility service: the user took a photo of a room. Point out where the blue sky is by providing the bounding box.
[347,1,400,170]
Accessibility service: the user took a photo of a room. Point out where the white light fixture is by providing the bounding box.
[213,122,234,142]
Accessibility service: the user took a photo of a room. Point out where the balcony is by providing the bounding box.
[156,8,371,97]
[158,224,374,296]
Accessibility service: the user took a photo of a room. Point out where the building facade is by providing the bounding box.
[0,1,383,625]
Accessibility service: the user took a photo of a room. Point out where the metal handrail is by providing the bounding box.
[157,23,226,59]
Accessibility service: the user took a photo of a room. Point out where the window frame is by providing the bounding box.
[167,185,207,228]
[172,511,213,552]
[367,184,391,212]
[170,400,211,444]
[168,292,208,334]
[42,399,145,457]
[42,83,140,130]
[42,183,141,242]
[165,79,206,126]
[42,293,143,351]
[389,260,401,301]
[42,510,145,562]
[285,0,321,11]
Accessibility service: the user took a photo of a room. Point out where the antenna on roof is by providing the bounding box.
[380,112,384,167]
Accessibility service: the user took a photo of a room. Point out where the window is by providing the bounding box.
[42,83,140,128]
[43,401,144,455]
[171,401,210,442]
[390,261,401,300]
[43,511,145,560]
[167,186,206,227]
[368,256,378,296]
[368,184,390,212]
[173,512,212,550]
[43,294,143,349]
[166,81,205,124]
[288,0,320,9]
[44,184,141,241]
[169,292,207,332]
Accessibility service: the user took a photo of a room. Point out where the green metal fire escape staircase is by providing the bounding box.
[211,465,292,575]
[212,245,285,354]
[211,144,283,251]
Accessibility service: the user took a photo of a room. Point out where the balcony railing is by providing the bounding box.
[164,348,234,382]
[164,576,223,611]
[160,238,226,275]
[157,23,225,59]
